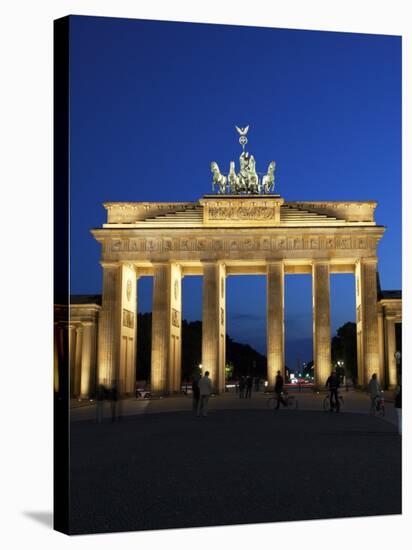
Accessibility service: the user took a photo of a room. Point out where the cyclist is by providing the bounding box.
[325,370,340,412]
[274,370,288,409]
[368,373,381,412]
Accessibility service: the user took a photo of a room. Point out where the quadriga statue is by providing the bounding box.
[247,155,260,194]
[228,161,240,194]
[211,161,227,194]
[262,161,276,194]
[237,151,250,193]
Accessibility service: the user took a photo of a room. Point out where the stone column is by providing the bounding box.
[377,305,385,385]
[312,261,331,387]
[118,264,138,395]
[266,261,284,387]
[355,259,380,387]
[151,263,182,394]
[385,318,397,388]
[74,325,83,398]
[169,264,182,393]
[97,262,121,387]
[80,322,94,399]
[53,323,60,394]
[202,262,226,394]
[68,324,77,398]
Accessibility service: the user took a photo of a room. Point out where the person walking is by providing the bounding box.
[96,383,106,423]
[394,384,402,435]
[198,371,213,417]
[368,373,381,412]
[239,376,246,399]
[274,370,287,409]
[245,375,253,399]
[110,381,119,421]
[325,370,340,412]
[192,374,201,416]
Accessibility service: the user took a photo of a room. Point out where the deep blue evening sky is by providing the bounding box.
[69,16,401,368]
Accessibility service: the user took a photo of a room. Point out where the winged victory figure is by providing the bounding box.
[235,125,249,136]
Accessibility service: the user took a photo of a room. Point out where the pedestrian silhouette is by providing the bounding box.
[109,381,120,421]
[325,370,340,412]
[96,383,106,423]
[394,384,402,435]
[368,373,381,403]
[192,374,201,416]
[239,376,246,399]
[274,370,287,409]
[245,375,253,399]
[198,371,213,417]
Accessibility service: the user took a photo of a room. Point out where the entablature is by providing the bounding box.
[92,225,384,265]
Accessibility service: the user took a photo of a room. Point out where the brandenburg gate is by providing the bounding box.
[91,127,385,394]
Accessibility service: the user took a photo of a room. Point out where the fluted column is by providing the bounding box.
[377,305,385,386]
[97,262,121,386]
[355,259,380,386]
[151,263,182,394]
[266,261,284,387]
[385,319,397,388]
[118,264,138,395]
[80,322,94,398]
[312,261,331,387]
[202,262,226,393]
[74,325,83,398]
[68,324,77,398]
[151,264,169,393]
[169,264,182,393]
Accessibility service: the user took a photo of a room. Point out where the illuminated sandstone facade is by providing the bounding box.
[91,194,387,394]
[54,296,101,398]
[377,291,402,388]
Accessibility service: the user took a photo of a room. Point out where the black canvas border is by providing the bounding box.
[53,15,70,535]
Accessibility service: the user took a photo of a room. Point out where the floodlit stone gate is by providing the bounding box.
[91,194,385,394]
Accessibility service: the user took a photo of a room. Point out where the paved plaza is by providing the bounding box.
[69,390,401,535]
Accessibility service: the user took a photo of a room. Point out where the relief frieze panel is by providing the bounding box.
[108,233,376,255]
[171,308,180,328]
[208,206,275,220]
[122,309,135,329]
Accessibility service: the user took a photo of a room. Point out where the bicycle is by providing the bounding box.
[323,391,344,412]
[370,391,385,417]
[266,391,298,410]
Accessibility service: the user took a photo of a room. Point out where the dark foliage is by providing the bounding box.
[136,313,267,382]
[331,321,357,382]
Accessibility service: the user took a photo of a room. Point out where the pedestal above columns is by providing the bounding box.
[199,195,284,227]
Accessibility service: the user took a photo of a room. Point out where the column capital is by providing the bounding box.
[151,261,171,268]
[356,257,378,266]
[100,260,119,269]
[312,259,330,266]
[201,261,226,274]
[200,259,221,265]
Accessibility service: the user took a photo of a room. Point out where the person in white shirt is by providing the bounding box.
[197,371,213,417]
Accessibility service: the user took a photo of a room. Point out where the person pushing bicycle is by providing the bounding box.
[325,370,340,412]
[368,373,381,411]
[274,370,288,409]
